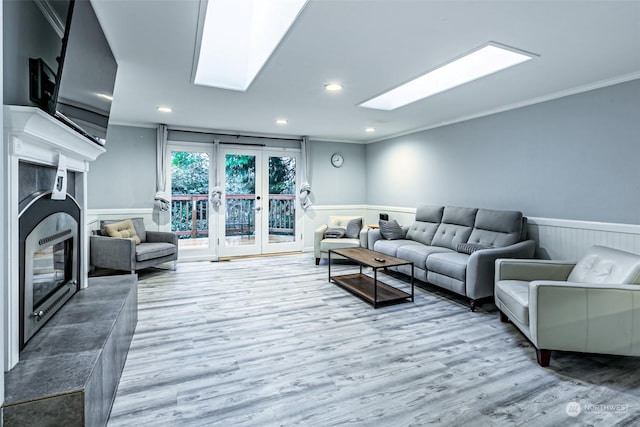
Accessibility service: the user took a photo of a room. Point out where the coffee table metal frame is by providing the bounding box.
[328,247,414,308]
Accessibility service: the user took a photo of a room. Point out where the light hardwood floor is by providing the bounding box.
[107,253,640,426]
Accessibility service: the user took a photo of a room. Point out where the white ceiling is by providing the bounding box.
[92,0,640,143]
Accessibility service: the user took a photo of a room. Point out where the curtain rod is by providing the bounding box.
[168,128,303,142]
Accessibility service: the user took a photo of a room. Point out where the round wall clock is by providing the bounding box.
[331,153,344,168]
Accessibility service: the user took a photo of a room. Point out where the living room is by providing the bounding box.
[2,0,640,425]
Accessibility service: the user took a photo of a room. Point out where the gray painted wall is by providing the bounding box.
[87,125,156,209]
[87,126,367,208]
[3,0,63,107]
[366,79,640,225]
[308,140,367,205]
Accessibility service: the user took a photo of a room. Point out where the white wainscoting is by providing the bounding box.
[89,207,640,262]
[527,217,640,261]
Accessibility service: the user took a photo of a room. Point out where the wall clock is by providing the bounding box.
[331,153,344,168]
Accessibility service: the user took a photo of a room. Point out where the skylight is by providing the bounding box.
[360,43,535,111]
[194,0,308,92]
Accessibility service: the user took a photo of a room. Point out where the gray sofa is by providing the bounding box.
[90,217,178,273]
[368,205,536,310]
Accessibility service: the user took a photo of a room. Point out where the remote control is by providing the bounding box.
[374,257,386,262]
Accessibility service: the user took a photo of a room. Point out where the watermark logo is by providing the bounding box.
[566,401,582,417]
[566,401,628,417]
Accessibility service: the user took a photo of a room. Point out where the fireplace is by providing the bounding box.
[4,105,106,371]
[19,190,80,349]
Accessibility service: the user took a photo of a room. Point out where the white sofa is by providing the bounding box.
[314,215,368,265]
[495,245,640,366]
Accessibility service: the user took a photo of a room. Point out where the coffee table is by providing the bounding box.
[328,247,414,308]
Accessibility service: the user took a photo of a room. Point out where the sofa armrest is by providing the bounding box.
[359,227,369,248]
[314,225,328,258]
[90,235,136,271]
[466,240,537,299]
[367,228,382,250]
[529,280,640,355]
[146,230,178,245]
[495,258,575,282]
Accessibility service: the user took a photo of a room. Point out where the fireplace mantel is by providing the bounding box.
[3,105,106,371]
[4,105,105,171]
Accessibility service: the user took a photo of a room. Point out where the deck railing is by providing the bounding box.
[170,194,295,239]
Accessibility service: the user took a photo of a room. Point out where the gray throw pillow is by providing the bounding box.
[456,242,491,254]
[379,219,405,240]
[345,218,362,239]
[324,227,346,238]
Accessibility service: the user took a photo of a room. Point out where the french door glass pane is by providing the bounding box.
[170,151,209,250]
[268,155,296,244]
[225,154,256,247]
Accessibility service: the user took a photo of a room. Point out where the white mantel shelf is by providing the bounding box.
[4,105,105,170]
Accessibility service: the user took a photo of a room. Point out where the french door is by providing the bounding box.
[218,147,301,257]
[167,142,217,260]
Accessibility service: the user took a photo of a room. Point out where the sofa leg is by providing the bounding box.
[470,299,477,312]
[536,349,552,367]
[315,257,320,266]
[499,310,509,323]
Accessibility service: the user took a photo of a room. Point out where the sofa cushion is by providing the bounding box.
[406,205,443,246]
[397,245,453,270]
[567,245,640,284]
[431,206,477,250]
[321,238,360,252]
[379,219,406,240]
[345,218,362,239]
[136,242,176,262]
[373,239,421,257]
[103,219,141,245]
[467,209,523,248]
[415,205,444,223]
[406,222,440,246]
[426,252,470,281]
[495,280,530,326]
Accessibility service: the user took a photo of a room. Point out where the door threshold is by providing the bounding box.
[218,251,303,261]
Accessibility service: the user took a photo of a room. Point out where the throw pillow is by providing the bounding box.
[104,219,141,244]
[379,219,405,240]
[344,218,362,239]
[456,242,491,254]
[324,227,346,239]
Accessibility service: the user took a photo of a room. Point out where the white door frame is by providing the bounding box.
[166,141,217,261]
[218,146,302,257]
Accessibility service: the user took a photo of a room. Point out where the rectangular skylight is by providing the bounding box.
[194,0,308,92]
[360,43,535,111]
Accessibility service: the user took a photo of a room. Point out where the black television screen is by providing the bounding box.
[29,0,117,145]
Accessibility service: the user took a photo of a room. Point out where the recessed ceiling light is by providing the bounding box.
[324,83,343,92]
[97,93,113,101]
[194,0,308,91]
[365,127,376,133]
[360,42,536,111]
[276,119,288,125]
[157,106,173,113]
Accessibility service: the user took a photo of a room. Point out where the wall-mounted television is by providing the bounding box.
[28,0,117,146]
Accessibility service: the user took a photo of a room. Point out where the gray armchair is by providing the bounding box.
[90,217,178,273]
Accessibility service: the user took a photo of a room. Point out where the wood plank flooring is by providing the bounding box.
[107,254,640,426]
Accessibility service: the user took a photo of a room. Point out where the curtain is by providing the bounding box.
[299,136,312,210]
[210,138,223,210]
[153,124,170,225]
